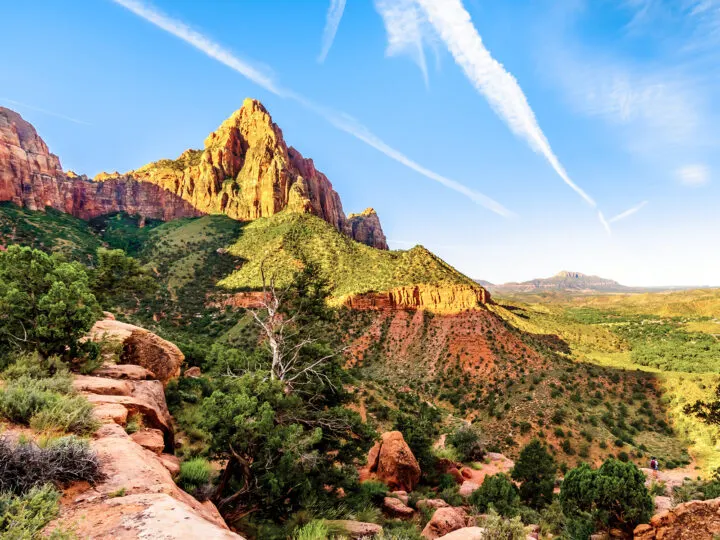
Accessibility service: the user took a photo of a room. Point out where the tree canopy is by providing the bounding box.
[511,439,556,509]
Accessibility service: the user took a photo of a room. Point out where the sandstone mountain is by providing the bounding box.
[0,100,386,248]
[479,270,634,294]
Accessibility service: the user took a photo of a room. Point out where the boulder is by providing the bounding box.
[368,431,421,492]
[437,527,486,540]
[131,428,165,454]
[417,499,450,510]
[325,520,383,538]
[422,507,471,539]
[159,454,181,477]
[460,467,474,480]
[184,366,202,378]
[73,375,132,396]
[88,318,184,385]
[93,403,129,425]
[447,467,465,485]
[93,363,155,380]
[390,490,409,505]
[459,481,480,497]
[383,496,414,518]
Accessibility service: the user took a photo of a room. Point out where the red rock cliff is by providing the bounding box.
[0,101,387,248]
[0,107,201,221]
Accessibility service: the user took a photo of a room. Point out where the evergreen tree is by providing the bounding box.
[470,473,520,517]
[511,439,556,509]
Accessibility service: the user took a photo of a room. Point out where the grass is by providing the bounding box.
[177,457,213,492]
[0,484,61,538]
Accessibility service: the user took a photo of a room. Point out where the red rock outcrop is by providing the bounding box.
[343,284,491,313]
[0,107,202,222]
[634,497,720,539]
[347,208,388,250]
[88,318,184,386]
[0,101,388,249]
[366,431,421,492]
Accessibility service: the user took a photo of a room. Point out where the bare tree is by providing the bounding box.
[248,264,345,391]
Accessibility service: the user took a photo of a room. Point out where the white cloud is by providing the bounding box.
[112,0,512,217]
[597,210,612,235]
[318,0,346,63]
[676,163,710,186]
[414,0,596,207]
[609,200,648,223]
[374,0,430,86]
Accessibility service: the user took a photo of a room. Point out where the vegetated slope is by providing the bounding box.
[218,212,482,299]
[494,295,720,472]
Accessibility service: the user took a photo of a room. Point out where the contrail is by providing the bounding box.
[414,0,596,207]
[111,0,512,217]
[375,0,429,87]
[597,210,612,235]
[609,200,648,223]
[0,97,91,126]
[318,0,346,63]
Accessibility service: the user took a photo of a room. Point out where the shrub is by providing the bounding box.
[0,484,61,538]
[0,436,102,495]
[470,473,520,517]
[0,377,59,424]
[559,459,653,535]
[539,500,565,536]
[438,485,464,507]
[478,509,526,540]
[447,423,485,462]
[293,520,329,540]
[30,394,99,435]
[178,458,213,492]
[511,440,557,509]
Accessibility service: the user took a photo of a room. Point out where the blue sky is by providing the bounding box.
[2,0,718,286]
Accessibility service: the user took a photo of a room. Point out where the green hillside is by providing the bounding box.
[218,212,480,298]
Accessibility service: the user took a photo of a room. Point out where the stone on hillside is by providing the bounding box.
[368,431,421,492]
[634,497,720,539]
[390,490,409,505]
[383,496,414,518]
[437,527,486,540]
[325,520,383,539]
[421,507,471,539]
[460,467,473,480]
[93,403,128,425]
[459,481,480,497]
[88,318,184,385]
[417,499,450,510]
[184,366,202,378]
[73,375,132,396]
[93,363,155,380]
[131,428,165,454]
[159,454,181,477]
[447,467,465,485]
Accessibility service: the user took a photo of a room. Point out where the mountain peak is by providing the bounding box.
[555,271,587,278]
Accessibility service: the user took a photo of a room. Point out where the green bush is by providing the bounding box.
[29,394,99,435]
[0,377,59,424]
[447,423,485,462]
[292,520,328,540]
[559,459,653,535]
[178,458,213,492]
[0,484,61,538]
[511,440,556,509]
[478,509,526,540]
[470,473,520,517]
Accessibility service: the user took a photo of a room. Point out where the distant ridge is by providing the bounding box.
[478,271,636,294]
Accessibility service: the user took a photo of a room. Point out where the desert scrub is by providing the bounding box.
[0,435,102,495]
[177,457,213,493]
[0,484,61,538]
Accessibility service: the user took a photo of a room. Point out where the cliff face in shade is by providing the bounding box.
[0,100,387,248]
[347,208,388,250]
[0,107,201,222]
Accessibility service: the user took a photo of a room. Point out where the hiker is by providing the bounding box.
[650,457,659,477]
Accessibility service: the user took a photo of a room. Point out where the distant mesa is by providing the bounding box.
[478,270,635,294]
[0,99,386,249]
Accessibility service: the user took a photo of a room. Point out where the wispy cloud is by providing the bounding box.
[597,211,612,235]
[609,200,648,223]
[111,0,511,217]
[0,97,91,126]
[414,0,596,207]
[676,163,711,186]
[318,0,346,63]
[375,0,430,86]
